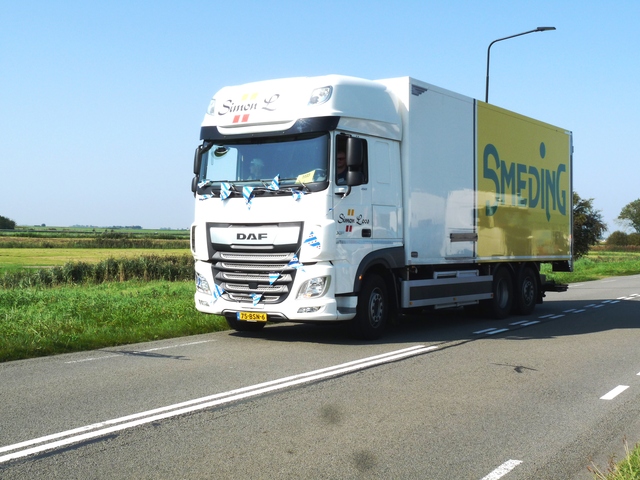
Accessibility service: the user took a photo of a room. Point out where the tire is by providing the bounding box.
[349,274,388,340]
[225,315,266,332]
[483,267,514,319]
[514,266,539,315]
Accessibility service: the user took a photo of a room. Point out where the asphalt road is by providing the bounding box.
[1,274,640,479]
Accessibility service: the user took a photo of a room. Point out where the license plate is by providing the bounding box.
[237,311,267,322]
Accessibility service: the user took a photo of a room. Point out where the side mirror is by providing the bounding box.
[193,146,203,175]
[191,176,199,194]
[345,136,363,167]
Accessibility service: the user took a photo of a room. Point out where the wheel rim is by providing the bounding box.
[522,277,535,306]
[368,288,384,328]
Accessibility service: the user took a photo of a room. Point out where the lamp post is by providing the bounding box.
[485,26,556,103]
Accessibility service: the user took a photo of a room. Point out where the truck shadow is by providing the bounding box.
[229,293,640,346]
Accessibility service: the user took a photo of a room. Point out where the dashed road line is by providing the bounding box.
[600,385,630,400]
[480,459,523,480]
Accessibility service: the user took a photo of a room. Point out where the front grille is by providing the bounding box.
[212,251,298,304]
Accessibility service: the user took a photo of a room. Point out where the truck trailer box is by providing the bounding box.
[379,77,572,267]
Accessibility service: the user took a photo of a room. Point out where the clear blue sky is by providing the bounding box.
[1,0,638,232]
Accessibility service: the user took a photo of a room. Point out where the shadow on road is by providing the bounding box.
[228,292,640,347]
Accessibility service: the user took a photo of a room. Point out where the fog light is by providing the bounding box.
[297,306,322,313]
[196,273,211,295]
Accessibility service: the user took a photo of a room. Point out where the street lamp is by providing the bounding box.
[485,26,556,103]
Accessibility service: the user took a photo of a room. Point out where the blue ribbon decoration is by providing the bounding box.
[250,293,263,306]
[268,174,280,191]
[243,186,255,208]
[304,231,321,249]
[220,182,231,200]
[212,283,225,301]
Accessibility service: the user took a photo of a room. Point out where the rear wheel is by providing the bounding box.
[225,315,266,332]
[483,267,514,319]
[514,266,538,315]
[349,274,388,340]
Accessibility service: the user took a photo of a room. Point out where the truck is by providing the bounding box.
[190,75,572,339]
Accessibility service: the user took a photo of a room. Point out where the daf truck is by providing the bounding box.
[190,75,572,339]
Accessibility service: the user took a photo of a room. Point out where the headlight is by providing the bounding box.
[297,276,330,299]
[196,273,211,295]
[308,86,332,105]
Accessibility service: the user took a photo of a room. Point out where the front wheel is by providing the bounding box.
[349,274,388,340]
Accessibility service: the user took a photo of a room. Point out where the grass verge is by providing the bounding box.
[589,440,640,479]
[0,281,227,362]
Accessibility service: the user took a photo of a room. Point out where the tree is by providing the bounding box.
[616,199,640,233]
[573,192,607,259]
[0,215,16,230]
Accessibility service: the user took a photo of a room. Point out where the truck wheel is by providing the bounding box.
[225,315,266,332]
[484,267,513,319]
[350,274,388,340]
[514,266,538,315]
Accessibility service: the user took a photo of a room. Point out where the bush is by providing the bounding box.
[0,215,17,230]
[607,231,629,246]
[0,255,195,289]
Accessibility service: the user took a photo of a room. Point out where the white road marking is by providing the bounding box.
[486,328,509,335]
[64,340,215,364]
[480,459,523,480]
[0,344,438,463]
[600,385,630,400]
[474,328,499,334]
[521,321,540,326]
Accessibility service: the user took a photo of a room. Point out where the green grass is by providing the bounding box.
[0,281,227,362]
[543,250,640,284]
[589,440,640,479]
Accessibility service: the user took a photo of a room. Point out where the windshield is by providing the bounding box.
[198,133,329,192]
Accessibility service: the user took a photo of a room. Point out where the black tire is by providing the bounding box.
[483,267,514,319]
[514,266,539,315]
[225,315,266,332]
[349,274,388,340]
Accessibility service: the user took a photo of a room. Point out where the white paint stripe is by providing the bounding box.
[65,340,215,364]
[0,344,437,462]
[521,321,540,326]
[550,315,565,319]
[486,328,509,335]
[573,309,586,314]
[585,304,597,308]
[509,321,528,326]
[480,459,523,480]
[538,314,555,319]
[593,304,604,309]
[563,309,576,313]
[611,300,620,304]
[600,385,630,400]
[474,328,498,334]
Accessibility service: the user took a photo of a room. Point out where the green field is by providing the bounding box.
[0,248,190,273]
